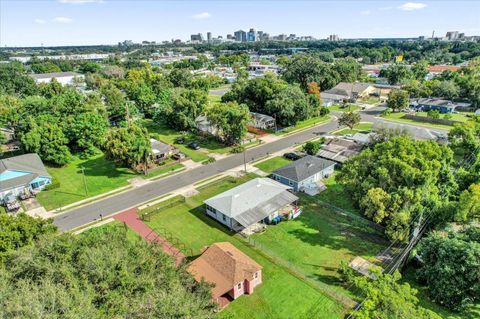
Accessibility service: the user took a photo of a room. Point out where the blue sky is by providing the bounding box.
[1,0,480,47]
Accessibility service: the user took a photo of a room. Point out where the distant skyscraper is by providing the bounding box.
[226,34,233,40]
[207,32,212,43]
[234,30,247,42]
[328,34,340,41]
[247,28,256,42]
[190,33,204,43]
[445,31,459,41]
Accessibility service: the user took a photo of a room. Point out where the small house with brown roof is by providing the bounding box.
[188,242,262,307]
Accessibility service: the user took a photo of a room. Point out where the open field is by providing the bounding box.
[36,153,136,210]
[328,104,361,113]
[334,122,373,136]
[142,174,346,318]
[253,156,291,174]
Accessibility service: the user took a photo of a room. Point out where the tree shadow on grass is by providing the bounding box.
[286,208,390,260]
[78,155,137,178]
[188,205,238,239]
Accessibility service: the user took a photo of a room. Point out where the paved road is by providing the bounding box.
[54,106,447,231]
[54,119,339,230]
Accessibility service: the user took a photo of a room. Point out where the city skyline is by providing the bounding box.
[1,0,480,47]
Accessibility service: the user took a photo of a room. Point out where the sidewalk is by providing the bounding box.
[113,208,185,265]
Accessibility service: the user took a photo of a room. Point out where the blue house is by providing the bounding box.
[410,98,457,114]
[271,155,336,192]
[0,153,51,201]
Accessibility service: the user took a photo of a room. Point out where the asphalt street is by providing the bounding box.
[54,106,447,231]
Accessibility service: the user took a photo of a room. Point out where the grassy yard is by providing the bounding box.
[277,115,330,135]
[250,192,388,302]
[381,111,473,130]
[415,111,472,123]
[317,175,360,215]
[329,104,361,113]
[36,153,136,210]
[144,162,184,179]
[142,119,229,161]
[143,174,346,318]
[334,122,373,136]
[358,96,381,105]
[254,156,291,174]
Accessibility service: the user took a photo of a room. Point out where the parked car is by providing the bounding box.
[188,142,200,150]
[172,152,186,160]
[175,136,185,144]
[283,152,302,161]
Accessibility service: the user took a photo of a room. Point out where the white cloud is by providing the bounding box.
[53,17,73,23]
[360,10,371,15]
[398,2,427,11]
[34,19,46,24]
[58,0,103,4]
[192,12,211,19]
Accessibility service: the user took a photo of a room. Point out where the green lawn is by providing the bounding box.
[143,174,346,318]
[142,119,229,161]
[381,112,473,130]
[145,162,184,179]
[329,104,361,113]
[277,116,330,135]
[36,153,137,210]
[250,192,388,302]
[415,111,471,123]
[317,175,360,214]
[334,122,373,136]
[254,156,291,174]
[207,94,222,103]
[358,96,381,105]
[401,267,480,319]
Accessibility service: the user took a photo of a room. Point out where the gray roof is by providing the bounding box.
[0,153,50,192]
[0,153,50,177]
[29,72,81,80]
[150,138,171,155]
[250,112,275,124]
[204,178,298,224]
[272,155,335,182]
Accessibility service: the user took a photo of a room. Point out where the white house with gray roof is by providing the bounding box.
[204,178,299,231]
[0,154,51,201]
[271,155,335,192]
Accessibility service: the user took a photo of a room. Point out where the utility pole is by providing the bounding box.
[242,139,247,173]
[81,166,88,196]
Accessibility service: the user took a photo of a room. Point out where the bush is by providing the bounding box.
[231,145,245,154]
[303,141,321,155]
[202,157,216,165]
[44,179,60,191]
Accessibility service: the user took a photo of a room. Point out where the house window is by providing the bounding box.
[288,180,293,186]
[237,283,242,290]
[254,272,258,279]
[222,214,226,222]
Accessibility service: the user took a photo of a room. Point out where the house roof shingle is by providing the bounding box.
[204,178,295,218]
[188,242,262,298]
[0,154,50,192]
[272,155,335,182]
